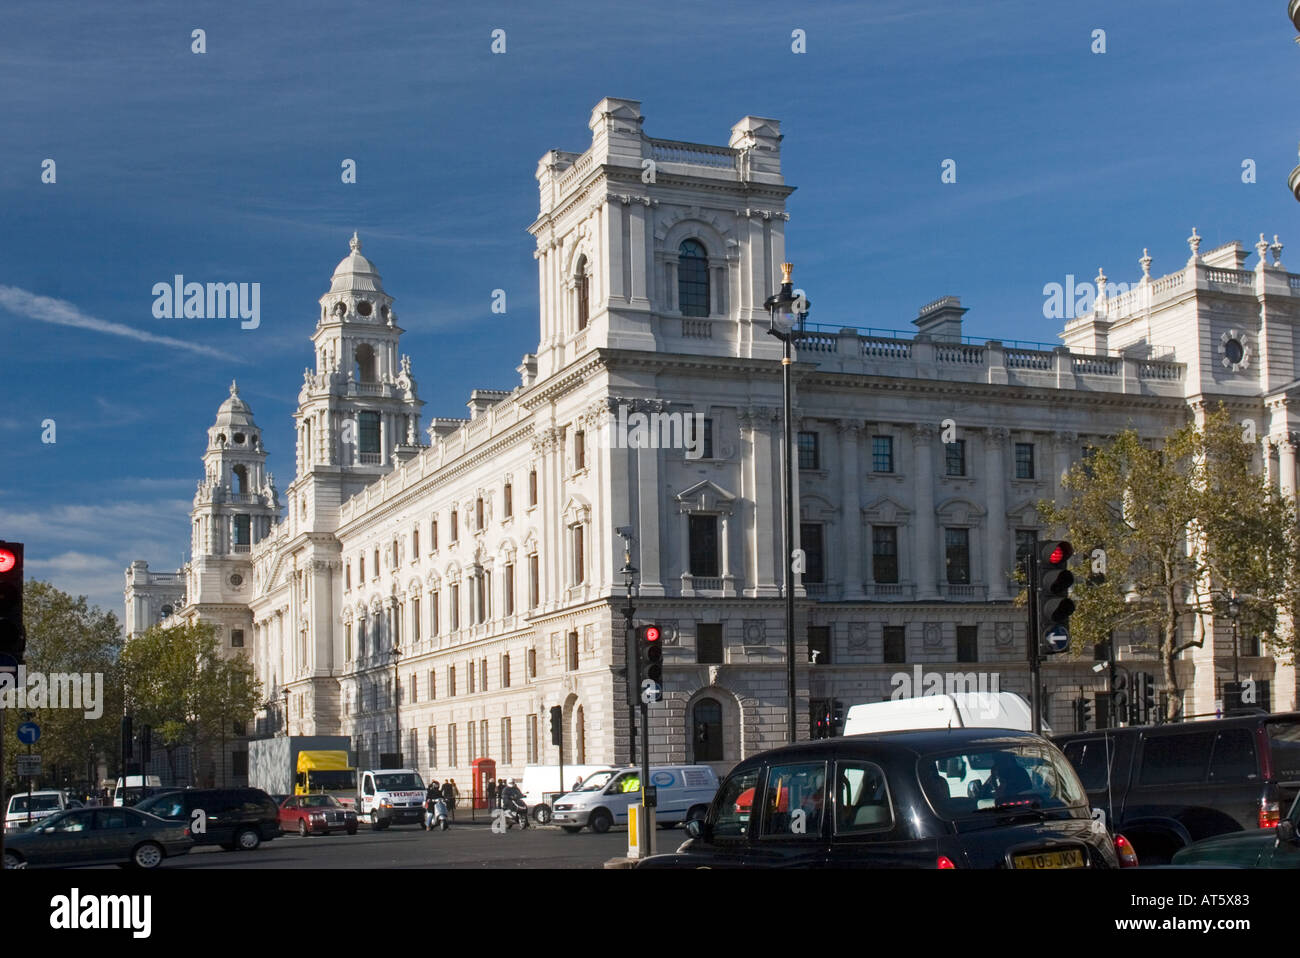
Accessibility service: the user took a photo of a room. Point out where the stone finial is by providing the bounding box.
[1257,233,1271,267]
[349,231,361,252]
[1095,267,1107,295]
[1271,234,1284,268]
[1188,227,1202,261]
[1140,248,1152,279]
[229,379,238,396]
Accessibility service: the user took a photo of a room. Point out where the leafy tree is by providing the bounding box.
[2,582,124,794]
[119,621,261,785]
[1037,406,1296,721]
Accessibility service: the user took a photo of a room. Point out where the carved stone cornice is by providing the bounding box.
[984,425,1011,445]
[835,418,863,437]
[910,422,936,444]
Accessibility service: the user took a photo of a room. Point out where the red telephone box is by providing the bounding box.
[471,758,497,809]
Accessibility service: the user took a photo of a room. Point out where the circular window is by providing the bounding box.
[230,574,244,587]
[1220,330,1252,371]
[1224,339,1243,364]
[233,432,245,444]
[356,301,372,317]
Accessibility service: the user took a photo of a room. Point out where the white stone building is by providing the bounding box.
[128,97,1300,791]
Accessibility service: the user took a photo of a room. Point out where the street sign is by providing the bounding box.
[1044,626,1070,654]
[16,721,40,745]
[16,755,41,777]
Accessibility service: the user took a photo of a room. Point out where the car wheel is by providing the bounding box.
[533,804,553,825]
[236,828,262,851]
[561,825,582,834]
[3,851,24,869]
[132,842,164,869]
[298,820,309,838]
[589,809,613,834]
[346,825,358,835]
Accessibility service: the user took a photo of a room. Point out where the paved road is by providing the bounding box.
[154,820,671,869]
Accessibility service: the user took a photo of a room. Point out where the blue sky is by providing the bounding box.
[1,0,1296,617]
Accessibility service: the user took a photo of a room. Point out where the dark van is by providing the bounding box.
[1054,712,1300,864]
[638,727,1130,869]
[134,787,281,851]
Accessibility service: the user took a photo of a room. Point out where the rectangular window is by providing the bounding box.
[1015,529,1038,577]
[449,725,458,767]
[431,518,438,550]
[529,469,537,507]
[566,631,579,672]
[345,623,352,661]
[468,722,476,761]
[469,659,477,694]
[688,515,719,577]
[529,554,539,609]
[412,596,420,640]
[413,527,419,557]
[451,511,459,541]
[501,717,512,764]
[687,417,713,459]
[373,548,379,578]
[797,431,820,470]
[575,430,585,471]
[231,629,244,648]
[409,729,419,770]
[808,626,831,665]
[956,625,978,663]
[476,497,484,531]
[428,669,436,700]
[872,526,898,583]
[359,412,380,455]
[527,715,538,763]
[1015,442,1035,479]
[504,483,513,518]
[430,591,439,636]
[945,439,966,477]
[945,528,971,584]
[504,563,515,616]
[480,719,489,760]
[233,514,250,546]
[1139,732,1216,786]
[501,652,511,688]
[698,623,723,664]
[872,435,894,473]
[359,554,364,581]
[800,523,825,583]
[573,527,584,585]
[427,727,437,768]
[346,562,351,591]
[448,665,456,697]
[480,657,488,691]
[450,583,460,630]
[883,626,906,663]
[475,574,485,625]
[527,647,537,679]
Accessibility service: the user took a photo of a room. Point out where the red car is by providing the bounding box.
[278,795,358,836]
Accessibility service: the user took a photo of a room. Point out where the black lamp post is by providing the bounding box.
[764,262,811,744]
[618,530,638,765]
[281,687,290,737]
[1228,590,1242,689]
[391,644,403,766]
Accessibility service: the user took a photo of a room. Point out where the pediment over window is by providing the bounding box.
[675,479,736,515]
[799,494,836,522]
[936,497,986,525]
[862,496,912,524]
[1006,499,1041,527]
[562,496,592,525]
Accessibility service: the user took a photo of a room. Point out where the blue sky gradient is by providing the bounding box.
[2,0,1296,616]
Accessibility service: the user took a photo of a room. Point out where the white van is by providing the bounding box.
[519,764,615,823]
[4,790,72,832]
[551,765,719,834]
[843,692,1051,736]
[112,775,164,807]
[355,768,426,829]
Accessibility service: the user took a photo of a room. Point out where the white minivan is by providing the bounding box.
[551,765,719,834]
[519,764,616,823]
[4,790,72,832]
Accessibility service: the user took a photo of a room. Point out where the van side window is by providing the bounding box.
[834,762,893,834]
[1138,732,1215,786]
[760,762,827,839]
[1062,739,1111,792]
[711,767,760,839]
[364,777,375,796]
[1209,729,1258,782]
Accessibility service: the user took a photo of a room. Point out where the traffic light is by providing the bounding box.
[1075,697,1093,731]
[831,700,845,737]
[638,624,663,703]
[1141,672,1157,718]
[549,705,562,746]
[0,541,25,664]
[1037,540,1075,655]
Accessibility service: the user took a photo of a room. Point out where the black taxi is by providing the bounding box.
[637,727,1129,869]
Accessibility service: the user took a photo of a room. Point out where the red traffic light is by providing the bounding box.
[0,548,15,574]
[1046,541,1073,566]
[644,625,660,642]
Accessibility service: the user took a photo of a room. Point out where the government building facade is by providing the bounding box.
[127,97,1300,789]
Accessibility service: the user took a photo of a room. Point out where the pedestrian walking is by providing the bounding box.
[487,778,497,811]
[442,778,456,821]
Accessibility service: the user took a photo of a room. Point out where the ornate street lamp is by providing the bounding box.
[391,644,403,766]
[618,529,638,764]
[764,263,811,744]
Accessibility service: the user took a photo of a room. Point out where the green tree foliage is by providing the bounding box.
[119,621,261,784]
[3,582,124,793]
[1038,407,1296,720]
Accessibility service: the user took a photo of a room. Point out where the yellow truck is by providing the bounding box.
[295,750,357,808]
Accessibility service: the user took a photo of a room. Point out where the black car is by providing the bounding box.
[637,728,1129,869]
[2,806,193,869]
[134,787,280,851]
[1054,712,1300,864]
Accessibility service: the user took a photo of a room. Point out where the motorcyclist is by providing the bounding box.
[504,779,529,829]
[424,779,442,831]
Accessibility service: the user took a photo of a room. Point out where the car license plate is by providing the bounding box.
[1013,848,1084,869]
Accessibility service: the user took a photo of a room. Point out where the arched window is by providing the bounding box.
[692,698,724,761]
[232,464,248,495]
[575,705,586,764]
[678,240,710,317]
[575,256,589,331]
[354,344,376,383]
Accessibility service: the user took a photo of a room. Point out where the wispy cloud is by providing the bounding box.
[0,285,238,361]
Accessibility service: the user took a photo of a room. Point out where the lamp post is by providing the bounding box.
[764,263,811,744]
[618,529,638,765]
[1228,590,1242,689]
[281,687,290,738]
[391,644,403,766]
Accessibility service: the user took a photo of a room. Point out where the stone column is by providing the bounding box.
[1053,431,1077,504]
[636,407,664,595]
[741,407,780,597]
[911,424,938,599]
[1277,435,1297,500]
[838,419,865,600]
[984,427,1010,600]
